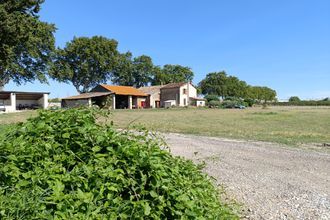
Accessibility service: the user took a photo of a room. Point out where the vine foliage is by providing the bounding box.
[0,108,237,219]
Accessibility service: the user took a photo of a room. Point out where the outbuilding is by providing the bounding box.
[61,92,112,108]
[0,91,49,112]
[62,84,148,109]
[190,97,206,107]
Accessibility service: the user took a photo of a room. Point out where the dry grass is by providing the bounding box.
[110,106,330,145]
[0,111,37,125]
[0,107,329,145]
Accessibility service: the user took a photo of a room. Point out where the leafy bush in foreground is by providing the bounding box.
[0,109,237,219]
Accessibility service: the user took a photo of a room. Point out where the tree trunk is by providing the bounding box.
[0,71,9,91]
[0,79,8,91]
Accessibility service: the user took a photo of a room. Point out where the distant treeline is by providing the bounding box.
[272,97,330,106]
[273,100,330,106]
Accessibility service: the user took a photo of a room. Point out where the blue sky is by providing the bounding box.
[5,0,330,100]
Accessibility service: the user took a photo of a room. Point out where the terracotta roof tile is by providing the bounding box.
[100,85,147,96]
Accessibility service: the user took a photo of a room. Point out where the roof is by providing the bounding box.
[161,82,187,89]
[99,84,147,96]
[190,97,206,101]
[0,91,50,95]
[62,92,112,100]
[138,85,164,95]
[0,91,50,100]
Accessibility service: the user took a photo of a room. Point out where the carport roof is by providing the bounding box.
[62,92,112,100]
[0,91,49,100]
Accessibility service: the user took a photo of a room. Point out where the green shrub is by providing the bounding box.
[204,94,220,103]
[288,96,301,102]
[222,100,242,108]
[243,98,255,107]
[208,100,221,108]
[0,108,237,219]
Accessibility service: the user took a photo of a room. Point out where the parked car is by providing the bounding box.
[0,101,6,112]
[235,104,246,109]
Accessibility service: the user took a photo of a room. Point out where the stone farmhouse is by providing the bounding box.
[159,82,205,108]
[61,83,205,109]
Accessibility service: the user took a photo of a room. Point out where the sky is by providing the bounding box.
[5,0,330,100]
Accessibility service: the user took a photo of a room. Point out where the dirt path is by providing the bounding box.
[165,133,330,219]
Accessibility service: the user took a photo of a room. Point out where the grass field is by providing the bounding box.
[1,106,329,145]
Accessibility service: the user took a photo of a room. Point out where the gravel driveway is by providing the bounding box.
[165,133,330,220]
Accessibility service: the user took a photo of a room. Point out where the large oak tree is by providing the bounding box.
[246,86,277,103]
[112,53,154,87]
[50,36,119,93]
[0,0,56,89]
[152,64,194,85]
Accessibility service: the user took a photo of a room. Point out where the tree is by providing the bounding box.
[50,36,119,93]
[225,75,248,98]
[112,54,154,87]
[262,87,277,102]
[247,86,277,103]
[152,64,194,85]
[199,71,247,99]
[199,71,276,102]
[0,0,56,88]
[199,72,227,98]
[151,66,167,85]
[112,52,134,86]
[131,55,154,87]
[289,96,301,102]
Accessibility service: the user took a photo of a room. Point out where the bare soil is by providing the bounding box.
[165,133,330,219]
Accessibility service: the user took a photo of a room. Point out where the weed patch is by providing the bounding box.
[0,108,237,219]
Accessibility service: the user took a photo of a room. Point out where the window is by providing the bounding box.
[183,89,187,94]
[184,98,186,106]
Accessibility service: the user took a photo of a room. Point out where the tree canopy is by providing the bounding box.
[0,0,56,88]
[246,86,277,103]
[112,53,154,87]
[50,36,119,93]
[152,64,194,85]
[288,96,301,102]
[199,71,277,102]
[199,71,248,99]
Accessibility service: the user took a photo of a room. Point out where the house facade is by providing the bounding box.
[160,82,204,107]
[138,85,163,108]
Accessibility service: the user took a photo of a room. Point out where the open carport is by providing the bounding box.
[0,91,49,112]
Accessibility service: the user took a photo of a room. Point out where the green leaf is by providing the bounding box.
[150,190,158,198]
[62,133,70,138]
[144,202,151,216]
